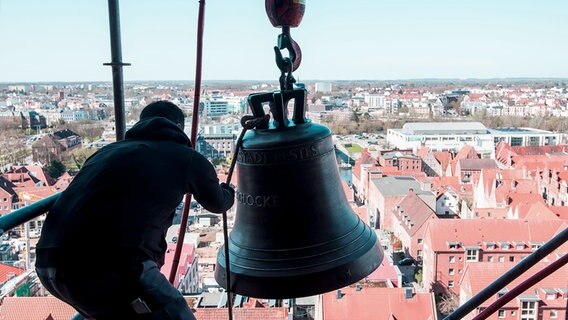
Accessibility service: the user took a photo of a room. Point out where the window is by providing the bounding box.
[466,249,479,262]
[448,242,459,249]
[417,238,423,244]
[531,243,542,250]
[509,256,515,262]
[520,301,536,320]
[448,280,454,288]
[550,310,558,318]
[498,310,505,318]
[501,242,510,250]
[449,256,455,263]
[449,268,455,275]
[498,256,505,262]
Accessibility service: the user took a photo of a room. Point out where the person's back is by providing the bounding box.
[36,100,235,319]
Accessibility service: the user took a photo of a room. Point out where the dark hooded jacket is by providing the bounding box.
[36,117,234,267]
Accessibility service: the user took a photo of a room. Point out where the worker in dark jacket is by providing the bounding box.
[36,100,235,319]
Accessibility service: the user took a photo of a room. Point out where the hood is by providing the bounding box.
[125,117,192,147]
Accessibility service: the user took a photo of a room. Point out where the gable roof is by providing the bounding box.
[0,176,18,197]
[0,262,24,285]
[426,219,565,252]
[458,158,498,171]
[0,296,77,320]
[52,129,80,139]
[395,192,436,236]
[194,308,288,320]
[322,287,436,320]
[460,262,568,309]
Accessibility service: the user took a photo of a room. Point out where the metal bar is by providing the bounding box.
[473,253,568,320]
[169,0,206,284]
[103,0,130,142]
[444,227,568,320]
[0,193,60,236]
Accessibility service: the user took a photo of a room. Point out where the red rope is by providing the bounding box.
[169,0,206,284]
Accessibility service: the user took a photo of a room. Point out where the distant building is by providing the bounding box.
[387,122,563,158]
[0,176,19,216]
[387,122,494,157]
[23,111,47,130]
[315,82,332,93]
[196,134,235,159]
[200,99,229,117]
[31,129,82,163]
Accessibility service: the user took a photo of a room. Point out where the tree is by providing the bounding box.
[46,160,66,179]
[437,291,459,316]
[66,148,97,170]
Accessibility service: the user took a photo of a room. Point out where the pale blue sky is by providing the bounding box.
[0,0,567,82]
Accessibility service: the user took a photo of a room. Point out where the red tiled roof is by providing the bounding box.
[13,186,58,204]
[0,296,77,320]
[365,260,399,286]
[473,207,508,219]
[160,243,195,288]
[460,262,568,309]
[194,308,288,320]
[427,219,565,252]
[394,192,436,236]
[322,287,436,320]
[433,152,451,171]
[548,206,568,220]
[0,263,24,285]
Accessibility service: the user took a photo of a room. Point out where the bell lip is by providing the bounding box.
[214,242,384,299]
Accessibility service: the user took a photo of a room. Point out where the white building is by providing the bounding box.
[387,122,494,157]
[365,94,386,109]
[387,122,563,158]
[314,82,332,93]
[489,127,562,147]
[200,99,229,117]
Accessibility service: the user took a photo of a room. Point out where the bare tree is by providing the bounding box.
[437,291,459,316]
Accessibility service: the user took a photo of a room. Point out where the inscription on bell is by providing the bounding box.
[237,192,280,208]
[238,144,319,164]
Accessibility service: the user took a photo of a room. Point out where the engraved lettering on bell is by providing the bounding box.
[238,143,321,164]
[236,191,280,208]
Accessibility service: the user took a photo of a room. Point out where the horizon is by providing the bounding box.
[2,76,568,85]
[1,1,567,82]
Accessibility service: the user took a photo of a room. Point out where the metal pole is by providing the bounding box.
[444,227,568,320]
[104,0,130,142]
[473,253,568,320]
[0,193,60,236]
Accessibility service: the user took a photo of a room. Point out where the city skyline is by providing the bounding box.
[1,0,567,82]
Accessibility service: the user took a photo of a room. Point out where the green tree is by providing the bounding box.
[66,148,97,170]
[46,160,66,179]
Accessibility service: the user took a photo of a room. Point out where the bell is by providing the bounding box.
[215,88,383,298]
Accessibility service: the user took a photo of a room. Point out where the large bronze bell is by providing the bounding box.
[215,88,383,298]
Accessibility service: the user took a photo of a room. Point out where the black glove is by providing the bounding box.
[220,182,235,198]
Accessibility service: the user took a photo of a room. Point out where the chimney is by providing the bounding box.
[336,289,344,299]
[355,283,362,292]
